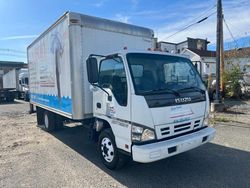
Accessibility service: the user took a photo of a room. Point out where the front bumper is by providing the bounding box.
[132,127,215,163]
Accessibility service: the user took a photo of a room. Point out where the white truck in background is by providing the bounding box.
[28,12,215,169]
[18,69,30,101]
[1,69,29,102]
[1,69,17,102]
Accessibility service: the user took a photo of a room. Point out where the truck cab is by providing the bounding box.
[86,50,216,169]
[18,70,30,101]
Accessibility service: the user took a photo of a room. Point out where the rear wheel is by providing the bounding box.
[36,107,44,126]
[6,95,14,102]
[29,103,35,114]
[36,107,63,131]
[98,128,128,170]
[43,110,56,132]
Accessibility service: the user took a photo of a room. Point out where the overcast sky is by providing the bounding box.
[0,0,250,63]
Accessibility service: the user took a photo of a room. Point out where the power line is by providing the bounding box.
[0,48,26,54]
[224,21,249,38]
[0,53,26,58]
[164,11,216,40]
[224,2,250,10]
[188,4,216,24]
[223,17,239,48]
[162,4,217,39]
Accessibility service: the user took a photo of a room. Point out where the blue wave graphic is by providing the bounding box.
[30,93,72,113]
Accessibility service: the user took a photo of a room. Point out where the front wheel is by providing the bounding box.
[24,92,30,101]
[98,128,128,170]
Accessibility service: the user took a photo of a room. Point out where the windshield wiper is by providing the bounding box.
[139,88,180,96]
[177,86,205,94]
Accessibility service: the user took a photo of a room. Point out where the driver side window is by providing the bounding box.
[99,58,128,106]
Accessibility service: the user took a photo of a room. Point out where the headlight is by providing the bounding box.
[131,125,143,134]
[203,115,210,127]
[141,129,155,141]
[132,124,155,143]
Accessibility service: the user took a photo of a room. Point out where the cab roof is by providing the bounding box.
[106,49,190,59]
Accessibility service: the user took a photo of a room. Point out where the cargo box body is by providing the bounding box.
[3,69,18,90]
[28,12,154,120]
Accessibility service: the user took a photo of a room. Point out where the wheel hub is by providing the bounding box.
[101,137,114,162]
[44,113,49,129]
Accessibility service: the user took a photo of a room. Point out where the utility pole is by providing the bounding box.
[220,13,225,96]
[215,0,223,103]
[211,0,225,112]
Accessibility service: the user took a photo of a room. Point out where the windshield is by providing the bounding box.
[126,53,206,95]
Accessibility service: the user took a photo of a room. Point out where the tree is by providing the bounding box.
[224,61,242,98]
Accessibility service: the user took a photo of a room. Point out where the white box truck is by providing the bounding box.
[3,69,18,90]
[1,69,29,102]
[28,12,215,169]
[1,69,18,102]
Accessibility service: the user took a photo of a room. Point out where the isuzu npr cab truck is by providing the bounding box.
[28,12,215,169]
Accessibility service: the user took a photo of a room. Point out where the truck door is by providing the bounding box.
[94,57,130,120]
[93,57,131,150]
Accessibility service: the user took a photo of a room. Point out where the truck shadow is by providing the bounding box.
[52,125,250,188]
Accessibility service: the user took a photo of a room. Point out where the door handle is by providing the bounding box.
[97,102,101,109]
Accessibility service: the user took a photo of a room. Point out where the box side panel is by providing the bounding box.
[28,16,72,117]
[81,27,154,115]
[3,69,17,89]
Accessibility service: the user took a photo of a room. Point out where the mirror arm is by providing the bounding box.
[92,83,112,101]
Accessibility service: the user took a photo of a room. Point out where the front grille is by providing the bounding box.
[194,120,200,128]
[156,118,202,139]
[160,127,170,135]
[174,122,191,132]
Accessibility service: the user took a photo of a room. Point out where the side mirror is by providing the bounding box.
[86,57,98,84]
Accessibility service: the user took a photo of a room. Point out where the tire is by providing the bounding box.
[24,92,30,101]
[29,103,35,114]
[43,110,56,132]
[6,96,14,102]
[36,107,44,126]
[17,93,22,99]
[98,128,128,170]
[6,97,10,102]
